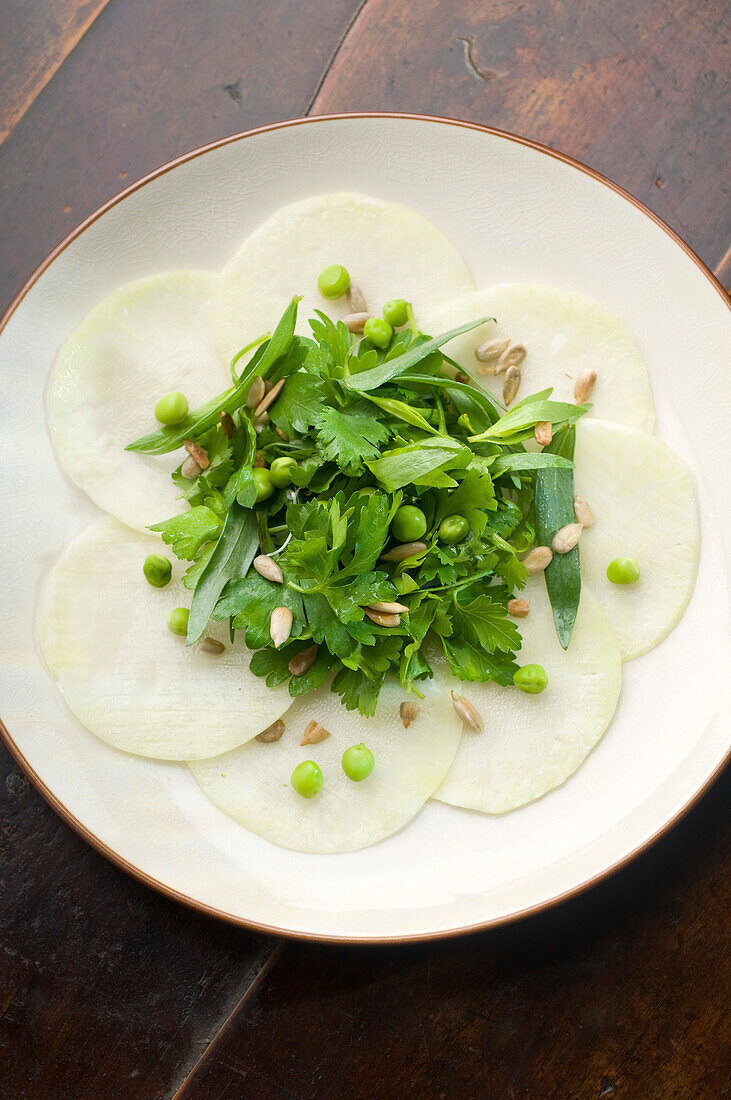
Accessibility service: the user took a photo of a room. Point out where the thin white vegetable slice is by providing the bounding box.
[574,419,700,661]
[210,192,475,363]
[188,658,463,853]
[421,284,655,432]
[47,271,229,532]
[37,517,290,760]
[434,580,622,814]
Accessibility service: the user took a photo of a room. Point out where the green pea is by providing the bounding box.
[607,557,640,584]
[253,466,274,502]
[143,553,172,588]
[391,505,427,542]
[439,514,469,545]
[382,299,409,327]
[317,264,350,300]
[269,456,297,488]
[291,760,324,799]
[513,664,548,694]
[154,391,188,426]
[167,607,189,636]
[342,743,375,782]
[363,317,393,348]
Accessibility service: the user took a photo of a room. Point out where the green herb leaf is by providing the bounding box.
[490,451,574,475]
[534,425,580,648]
[187,504,259,645]
[149,506,222,561]
[215,568,304,648]
[359,391,438,435]
[127,297,300,454]
[269,371,327,435]
[316,406,389,471]
[367,436,471,492]
[469,399,589,443]
[344,316,494,391]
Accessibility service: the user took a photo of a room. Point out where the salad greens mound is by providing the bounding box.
[128,296,589,716]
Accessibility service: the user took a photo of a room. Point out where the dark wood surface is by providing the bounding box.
[1,2,729,1097]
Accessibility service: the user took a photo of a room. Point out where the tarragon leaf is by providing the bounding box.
[127,297,300,454]
[490,451,574,475]
[534,425,580,648]
[344,316,494,391]
[186,504,259,645]
[470,399,589,443]
[367,436,471,492]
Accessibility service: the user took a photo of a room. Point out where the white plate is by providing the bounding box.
[0,115,728,943]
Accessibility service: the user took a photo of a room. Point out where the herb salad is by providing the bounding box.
[129,289,590,717]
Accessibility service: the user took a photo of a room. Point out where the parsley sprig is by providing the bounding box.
[134,298,588,714]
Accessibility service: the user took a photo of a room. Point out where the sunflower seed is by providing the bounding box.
[220,411,235,438]
[364,608,401,627]
[573,496,595,527]
[523,545,553,573]
[263,379,273,394]
[253,413,269,434]
[499,342,526,371]
[366,601,410,615]
[254,555,283,583]
[288,645,318,676]
[270,606,293,647]
[502,365,521,405]
[181,456,202,479]
[183,439,209,469]
[534,420,553,446]
[400,700,420,728]
[256,719,285,743]
[301,720,330,746]
[475,336,510,363]
[574,368,597,404]
[343,312,371,333]
[451,690,484,732]
[246,375,266,409]
[275,426,291,441]
[380,541,427,562]
[347,284,368,313]
[253,451,267,468]
[552,522,583,553]
[254,377,285,417]
[507,598,530,618]
[200,636,225,654]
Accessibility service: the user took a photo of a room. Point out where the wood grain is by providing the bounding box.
[174,770,731,1099]
[0,750,273,1099]
[312,0,731,275]
[0,0,364,316]
[0,0,112,144]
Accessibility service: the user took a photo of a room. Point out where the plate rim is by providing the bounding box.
[1,110,728,945]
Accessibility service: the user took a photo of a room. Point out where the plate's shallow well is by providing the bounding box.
[0,115,728,942]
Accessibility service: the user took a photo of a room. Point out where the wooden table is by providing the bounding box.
[1,3,729,1096]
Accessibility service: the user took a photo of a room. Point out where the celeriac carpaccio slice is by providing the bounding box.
[47,271,229,532]
[211,192,475,363]
[420,284,655,432]
[37,517,289,760]
[188,658,463,853]
[434,579,622,814]
[574,419,699,661]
